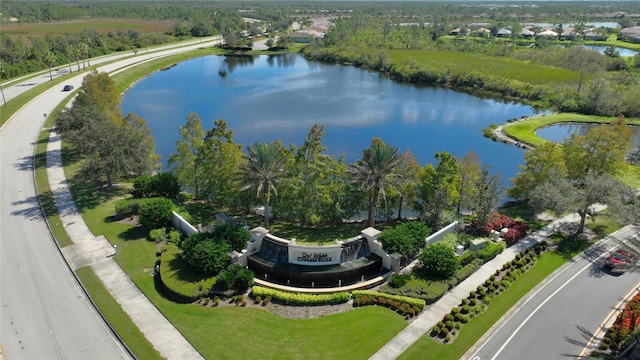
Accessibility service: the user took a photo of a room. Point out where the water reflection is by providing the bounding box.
[120,54,539,188]
[536,123,640,148]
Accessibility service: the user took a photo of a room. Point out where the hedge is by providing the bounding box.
[352,290,426,311]
[251,286,350,306]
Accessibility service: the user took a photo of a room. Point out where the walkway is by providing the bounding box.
[369,212,586,360]
[46,131,203,360]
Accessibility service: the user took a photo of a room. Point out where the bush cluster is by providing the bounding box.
[419,243,460,278]
[131,173,181,199]
[114,198,144,219]
[388,273,411,288]
[215,264,254,292]
[251,286,350,306]
[181,224,250,275]
[352,290,425,318]
[379,221,430,258]
[138,197,174,230]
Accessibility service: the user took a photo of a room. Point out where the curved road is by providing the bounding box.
[1,37,221,359]
[467,225,640,360]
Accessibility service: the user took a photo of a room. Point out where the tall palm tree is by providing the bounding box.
[239,141,288,229]
[349,138,401,227]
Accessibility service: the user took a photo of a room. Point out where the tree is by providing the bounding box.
[393,151,422,221]
[168,112,206,199]
[470,166,502,229]
[419,243,459,278]
[528,120,634,233]
[74,70,120,121]
[199,119,243,207]
[530,172,630,233]
[238,141,289,229]
[507,142,565,201]
[457,151,481,213]
[55,105,157,187]
[349,138,401,227]
[43,50,55,81]
[281,124,337,226]
[417,152,460,229]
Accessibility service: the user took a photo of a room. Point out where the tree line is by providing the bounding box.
[168,111,502,231]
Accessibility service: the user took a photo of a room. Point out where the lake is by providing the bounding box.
[120,54,540,190]
[536,123,640,148]
[582,45,638,57]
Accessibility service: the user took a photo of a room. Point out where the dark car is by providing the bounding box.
[603,249,637,273]
[62,85,74,91]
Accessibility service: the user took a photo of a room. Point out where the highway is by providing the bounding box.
[1,37,221,359]
[468,225,640,360]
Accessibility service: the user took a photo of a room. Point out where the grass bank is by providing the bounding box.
[399,252,566,360]
[502,113,640,147]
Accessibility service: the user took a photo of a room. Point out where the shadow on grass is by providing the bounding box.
[551,232,597,260]
[118,225,147,241]
[67,174,129,212]
[166,256,215,284]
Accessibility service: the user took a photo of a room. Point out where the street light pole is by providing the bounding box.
[0,68,6,108]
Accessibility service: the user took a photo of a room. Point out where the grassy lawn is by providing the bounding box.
[399,252,566,360]
[76,266,162,360]
[502,113,640,147]
[387,49,580,86]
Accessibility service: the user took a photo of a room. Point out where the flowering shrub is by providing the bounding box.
[484,213,515,234]
[602,291,640,354]
[484,214,529,246]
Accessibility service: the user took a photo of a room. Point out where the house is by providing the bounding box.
[450,28,470,36]
[287,31,313,43]
[536,29,558,39]
[520,28,535,39]
[560,27,581,41]
[618,26,640,44]
[475,27,491,37]
[496,28,512,38]
[584,28,609,41]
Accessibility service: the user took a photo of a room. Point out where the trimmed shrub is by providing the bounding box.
[388,273,410,288]
[114,198,143,218]
[419,243,460,278]
[252,286,350,306]
[138,197,173,230]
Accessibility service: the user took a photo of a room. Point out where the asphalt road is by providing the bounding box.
[1,36,222,359]
[468,226,640,360]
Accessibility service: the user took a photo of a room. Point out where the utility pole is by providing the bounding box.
[0,68,6,108]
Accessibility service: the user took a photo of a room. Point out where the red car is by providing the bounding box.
[603,249,637,273]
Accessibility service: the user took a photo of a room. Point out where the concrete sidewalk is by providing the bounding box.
[46,131,203,360]
[369,213,584,360]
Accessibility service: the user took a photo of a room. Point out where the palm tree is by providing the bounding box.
[349,138,401,227]
[239,142,288,229]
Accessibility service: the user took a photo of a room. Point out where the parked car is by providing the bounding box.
[603,249,637,273]
[62,85,74,91]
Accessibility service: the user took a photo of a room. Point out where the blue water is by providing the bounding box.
[536,123,640,148]
[582,45,638,57]
[120,54,540,189]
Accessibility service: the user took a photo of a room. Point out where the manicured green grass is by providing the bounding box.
[502,113,640,147]
[387,49,580,86]
[160,242,216,298]
[76,266,163,360]
[399,252,566,360]
[34,127,74,247]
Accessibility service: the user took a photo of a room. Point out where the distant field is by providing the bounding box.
[387,49,581,86]
[1,18,174,38]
